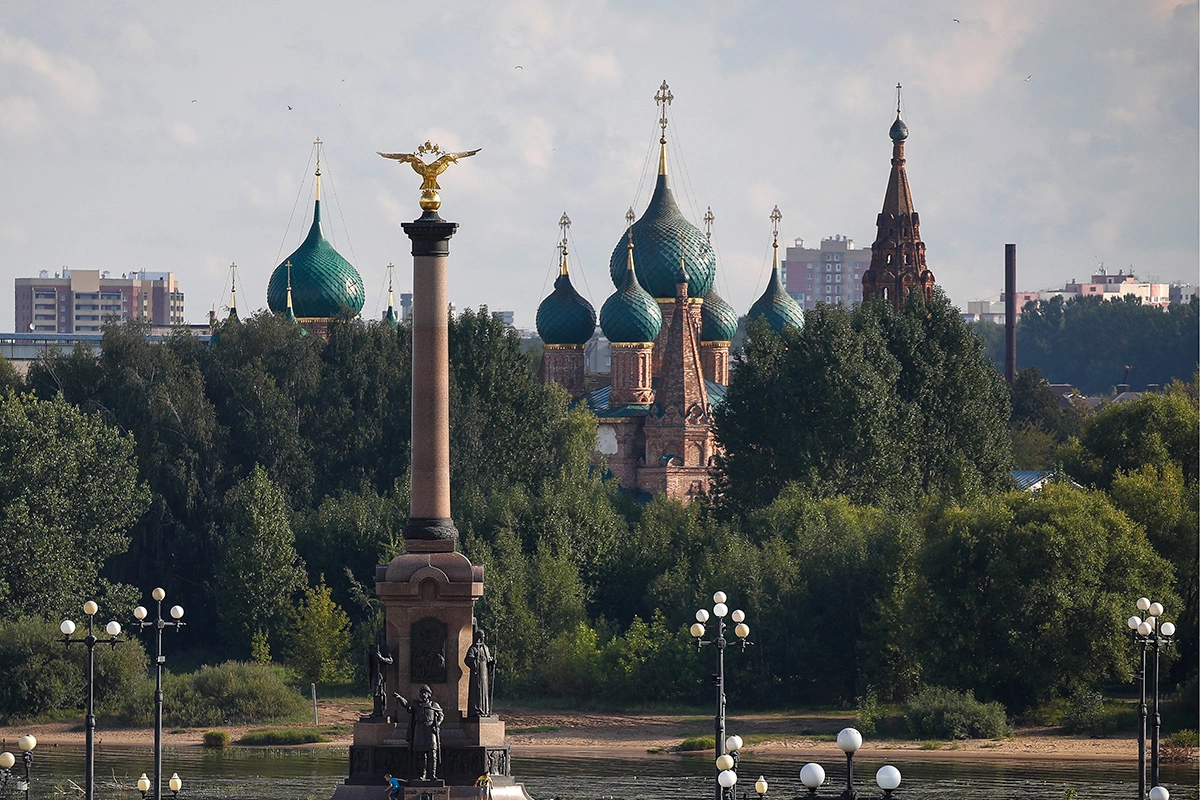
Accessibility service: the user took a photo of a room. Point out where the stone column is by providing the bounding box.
[402,212,459,551]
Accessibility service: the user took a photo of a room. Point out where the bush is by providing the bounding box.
[202,730,230,748]
[1061,689,1135,736]
[118,661,305,727]
[678,736,715,752]
[0,616,147,722]
[1062,689,1105,734]
[238,728,329,746]
[903,686,1008,739]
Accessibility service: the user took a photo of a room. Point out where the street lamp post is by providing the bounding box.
[1128,596,1176,798]
[133,588,186,800]
[691,591,752,800]
[61,601,124,800]
[798,729,902,800]
[0,734,37,800]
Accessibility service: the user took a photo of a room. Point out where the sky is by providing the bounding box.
[0,1,1196,332]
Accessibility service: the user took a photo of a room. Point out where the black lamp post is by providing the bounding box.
[0,735,37,800]
[691,591,752,800]
[798,730,902,800]
[1128,596,1176,799]
[61,601,124,800]
[133,588,186,800]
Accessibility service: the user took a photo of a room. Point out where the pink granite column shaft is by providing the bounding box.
[402,213,458,549]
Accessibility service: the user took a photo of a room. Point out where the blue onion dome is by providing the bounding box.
[607,175,716,299]
[601,242,662,343]
[537,272,596,345]
[267,195,365,318]
[890,115,909,142]
[749,262,804,334]
[700,289,738,342]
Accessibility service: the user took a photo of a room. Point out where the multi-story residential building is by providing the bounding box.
[15,269,184,333]
[780,235,871,310]
[963,269,1182,324]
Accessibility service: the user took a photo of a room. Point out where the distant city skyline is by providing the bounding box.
[0,1,1195,333]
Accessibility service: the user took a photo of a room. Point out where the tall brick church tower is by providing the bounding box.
[861,84,936,310]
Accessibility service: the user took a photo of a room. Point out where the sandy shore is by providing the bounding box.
[0,704,1146,763]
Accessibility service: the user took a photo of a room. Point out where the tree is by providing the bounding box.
[913,484,1175,710]
[715,292,1011,513]
[215,466,307,656]
[0,393,149,619]
[285,576,353,684]
[1016,294,1198,394]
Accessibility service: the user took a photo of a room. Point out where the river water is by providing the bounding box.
[18,745,1197,799]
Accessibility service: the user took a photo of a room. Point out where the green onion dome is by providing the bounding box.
[700,289,738,342]
[890,116,909,142]
[748,264,804,333]
[537,272,596,345]
[267,198,365,318]
[601,244,662,343]
[607,174,715,299]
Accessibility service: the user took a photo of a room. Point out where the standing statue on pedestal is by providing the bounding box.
[367,628,394,719]
[396,685,444,781]
[464,628,496,718]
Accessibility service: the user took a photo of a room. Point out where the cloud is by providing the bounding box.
[119,21,157,56]
[0,27,102,112]
[0,95,41,139]
[167,121,200,147]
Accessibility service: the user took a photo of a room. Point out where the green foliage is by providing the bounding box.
[285,576,353,684]
[250,630,271,665]
[1170,729,1198,748]
[202,730,231,748]
[913,485,1175,710]
[0,393,150,619]
[0,615,148,722]
[163,662,305,727]
[1015,294,1198,395]
[678,736,716,751]
[238,728,329,745]
[1061,689,1134,736]
[903,686,1008,739]
[715,292,1011,513]
[216,466,307,656]
[0,355,21,396]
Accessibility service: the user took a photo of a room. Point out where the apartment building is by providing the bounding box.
[15,269,184,333]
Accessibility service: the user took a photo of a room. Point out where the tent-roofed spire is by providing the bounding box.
[384,262,399,327]
[228,262,239,321]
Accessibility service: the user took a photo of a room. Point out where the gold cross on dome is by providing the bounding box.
[770,206,782,245]
[559,212,571,250]
[703,207,715,241]
[896,82,903,116]
[655,80,673,140]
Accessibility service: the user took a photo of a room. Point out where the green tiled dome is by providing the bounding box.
[267,199,365,318]
[890,116,909,142]
[607,175,715,299]
[748,265,804,333]
[537,273,596,345]
[700,289,738,342]
[601,246,662,343]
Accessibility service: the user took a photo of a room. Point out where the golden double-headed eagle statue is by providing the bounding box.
[378,141,481,212]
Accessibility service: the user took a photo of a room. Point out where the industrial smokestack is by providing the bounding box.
[1005,244,1017,383]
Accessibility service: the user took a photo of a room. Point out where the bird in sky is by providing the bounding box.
[953,18,960,22]
[514,65,523,70]
[287,105,293,110]
[1024,75,1032,82]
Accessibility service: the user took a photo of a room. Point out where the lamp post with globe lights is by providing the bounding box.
[139,771,183,799]
[797,729,902,800]
[1127,596,1176,798]
[61,601,124,800]
[133,588,186,800]
[690,591,752,800]
[0,735,37,800]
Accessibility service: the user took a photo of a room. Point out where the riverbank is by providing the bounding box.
[0,703,1142,763]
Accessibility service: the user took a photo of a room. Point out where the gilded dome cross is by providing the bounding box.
[703,207,715,241]
[655,80,673,142]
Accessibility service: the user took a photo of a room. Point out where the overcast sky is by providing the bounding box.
[1,1,1196,332]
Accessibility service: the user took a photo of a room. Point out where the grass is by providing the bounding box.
[237,728,330,746]
[920,740,944,750]
[202,731,230,748]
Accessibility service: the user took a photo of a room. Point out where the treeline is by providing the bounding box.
[0,293,1194,726]
[971,294,1199,395]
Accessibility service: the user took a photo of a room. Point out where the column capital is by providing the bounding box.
[402,213,459,257]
